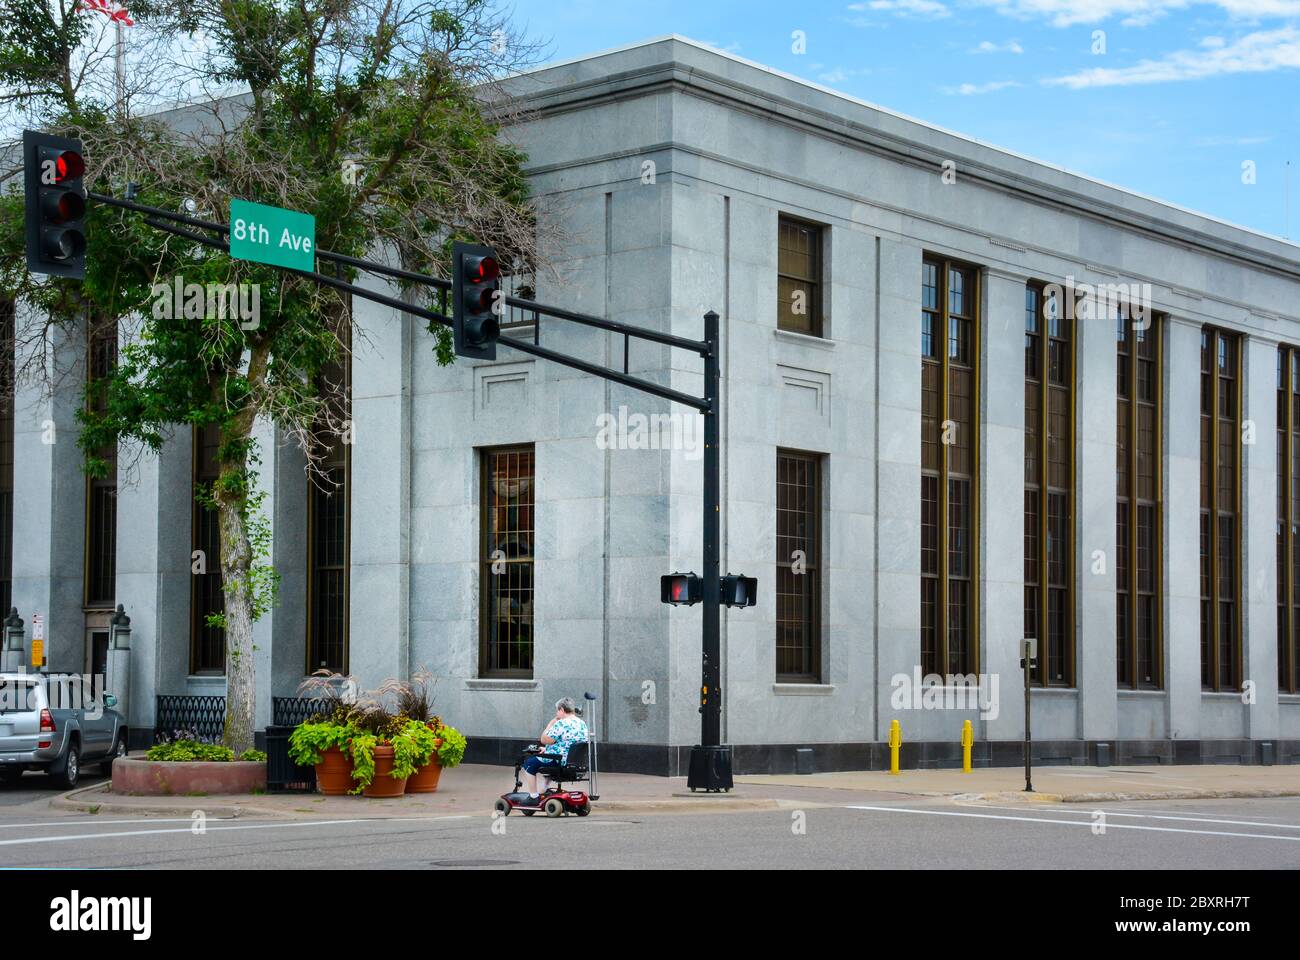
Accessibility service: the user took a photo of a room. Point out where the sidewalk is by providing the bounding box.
[49,761,1300,819]
[50,763,806,820]
[737,763,1300,804]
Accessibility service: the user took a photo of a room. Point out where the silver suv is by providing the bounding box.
[0,673,128,788]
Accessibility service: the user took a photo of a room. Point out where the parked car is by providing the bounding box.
[0,673,128,788]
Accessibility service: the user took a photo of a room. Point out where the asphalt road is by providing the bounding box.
[0,786,1298,870]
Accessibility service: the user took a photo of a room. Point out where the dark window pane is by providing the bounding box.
[0,301,12,618]
[192,424,225,674]
[777,452,820,680]
[482,447,535,676]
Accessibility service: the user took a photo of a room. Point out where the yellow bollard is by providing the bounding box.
[888,719,901,775]
[961,719,973,773]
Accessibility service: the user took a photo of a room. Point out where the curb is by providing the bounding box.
[954,788,1300,804]
[50,784,795,819]
[51,784,287,819]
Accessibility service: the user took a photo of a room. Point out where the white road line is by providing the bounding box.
[845,805,1300,842]
[954,803,1300,830]
[0,815,473,848]
[0,818,239,830]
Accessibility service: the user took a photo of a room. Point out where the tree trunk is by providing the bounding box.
[214,344,270,755]
[217,494,257,754]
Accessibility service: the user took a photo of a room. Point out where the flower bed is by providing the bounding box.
[111,757,267,796]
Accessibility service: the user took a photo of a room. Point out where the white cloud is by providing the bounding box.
[973,0,1300,27]
[942,79,1023,93]
[973,39,1026,53]
[849,0,951,19]
[1046,26,1300,86]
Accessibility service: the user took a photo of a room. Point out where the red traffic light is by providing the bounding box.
[464,254,498,284]
[55,150,85,183]
[24,130,87,280]
[660,573,702,606]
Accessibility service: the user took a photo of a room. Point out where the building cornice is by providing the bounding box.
[502,41,1300,284]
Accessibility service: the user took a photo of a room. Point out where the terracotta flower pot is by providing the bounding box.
[406,729,444,794]
[407,754,442,793]
[361,744,408,798]
[315,745,354,796]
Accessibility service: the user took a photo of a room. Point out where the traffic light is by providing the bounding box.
[720,574,758,608]
[452,241,500,360]
[660,572,702,606]
[23,130,87,280]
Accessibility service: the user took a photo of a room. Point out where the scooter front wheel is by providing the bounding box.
[494,798,511,816]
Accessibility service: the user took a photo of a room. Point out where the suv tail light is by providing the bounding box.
[38,708,54,747]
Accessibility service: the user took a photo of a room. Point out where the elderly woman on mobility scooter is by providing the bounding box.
[520,697,588,799]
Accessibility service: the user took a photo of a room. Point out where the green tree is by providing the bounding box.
[1,0,543,751]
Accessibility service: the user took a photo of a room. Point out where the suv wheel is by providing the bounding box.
[51,742,80,789]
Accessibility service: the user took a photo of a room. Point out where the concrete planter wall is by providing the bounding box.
[111,757,266,796]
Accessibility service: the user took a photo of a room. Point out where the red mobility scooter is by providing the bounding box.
[494,693,600,819]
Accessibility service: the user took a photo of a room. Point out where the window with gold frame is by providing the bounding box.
[1117,307,1163,689]
[777,216,824,337]
[921,256,980,676]
[1024,284,1075,687]
[1277,345,1300,694]
[1200,327,1241,691]
[481,445,535,677]
[776,450,822,681]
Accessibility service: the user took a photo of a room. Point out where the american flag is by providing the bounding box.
[78,0,134,26]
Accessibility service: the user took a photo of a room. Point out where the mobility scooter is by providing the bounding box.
[494,692,600,818]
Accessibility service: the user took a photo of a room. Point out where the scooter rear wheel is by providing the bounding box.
[575,802,591,817]
[543,797,565,818]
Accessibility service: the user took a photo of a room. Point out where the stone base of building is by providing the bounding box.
[462,736,1300,777]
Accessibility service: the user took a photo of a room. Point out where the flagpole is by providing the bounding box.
[114,18,125,118]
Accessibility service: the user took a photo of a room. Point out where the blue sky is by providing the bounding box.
[513,0,1300,241]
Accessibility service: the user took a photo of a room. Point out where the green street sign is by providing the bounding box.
[229,199,315,272]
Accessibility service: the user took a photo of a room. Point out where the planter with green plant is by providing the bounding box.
[288,707,358,796]
[382,672,468,793]
[346,715,431,797]
[384,673,441,793]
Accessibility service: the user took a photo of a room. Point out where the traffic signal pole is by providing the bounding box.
[74,186,737,792]
[690,310,734,790]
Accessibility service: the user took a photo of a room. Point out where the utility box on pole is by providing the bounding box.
[1,608,24,673]
[107,604,132,725]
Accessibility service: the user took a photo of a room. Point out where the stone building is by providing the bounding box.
[5,37,1299,771]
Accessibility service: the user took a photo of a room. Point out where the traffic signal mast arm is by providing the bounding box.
[90,190,712,413]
